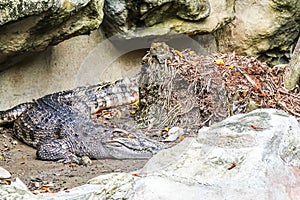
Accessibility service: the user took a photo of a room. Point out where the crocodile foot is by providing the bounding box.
[36,139,83,164]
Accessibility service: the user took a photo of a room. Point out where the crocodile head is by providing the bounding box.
[103,134,166,159]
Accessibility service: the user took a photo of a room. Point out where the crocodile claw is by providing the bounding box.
[59,154,82,164]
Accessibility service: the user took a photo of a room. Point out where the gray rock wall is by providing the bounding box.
[216,0,300,64]
[0,30,142,110]
[101,0,300,65]
[102,0,234,38]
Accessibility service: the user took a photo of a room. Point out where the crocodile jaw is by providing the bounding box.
[103,137,165,159]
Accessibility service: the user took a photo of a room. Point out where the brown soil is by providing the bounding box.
[0,127,147,194]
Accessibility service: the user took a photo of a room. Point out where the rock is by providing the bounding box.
[284,35,300,89]
[102,0,299,65]
[0,186,37,200]
[41,173,135,200]
[0,166,11,179]
[0,177,37,200]
[80,156,92,166]
[163,127,184,142]
[133,109,300,199]
[0,0,104,71]
[0,0,298,72]
[10,178,30,192]
[101,0,235,38]
[216,0,300,65]
[87,173,135,199]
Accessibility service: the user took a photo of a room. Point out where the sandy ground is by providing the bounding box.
[0,127,147,193]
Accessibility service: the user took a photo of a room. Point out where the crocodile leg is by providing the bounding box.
[36,139,82,163]
[36,136,113,163]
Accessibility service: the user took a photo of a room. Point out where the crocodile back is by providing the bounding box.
[9,77,139,148]
[71,77,139,115]
[12,94,77,147]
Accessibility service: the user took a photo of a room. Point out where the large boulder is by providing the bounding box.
[0,0,104,71]
[217,0,300,65]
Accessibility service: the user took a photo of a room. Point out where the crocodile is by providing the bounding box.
[0,42,228,163]
[0,77,166,163]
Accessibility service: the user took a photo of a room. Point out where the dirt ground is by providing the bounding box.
[0,127,147,194]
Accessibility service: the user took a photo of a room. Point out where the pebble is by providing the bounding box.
[81,156,92,166]
[163,127,184,142]
[11,177,29,191]
[0,166,11,179]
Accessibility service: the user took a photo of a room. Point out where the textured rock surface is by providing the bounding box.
[284,35,300,89]
[102,0,234,38]
[216,0,300,65]
[1,0,298,72]
[0,178,37,200]
[0,0,104,71]
[129,109,300,199]
[0,166,11,179]
[2,109,300,199]
[102,0,300,64]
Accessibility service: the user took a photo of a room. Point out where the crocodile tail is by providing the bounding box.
[0,103,33,125]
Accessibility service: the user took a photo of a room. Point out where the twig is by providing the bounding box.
[277,101,300,117]
[235,66,258,89]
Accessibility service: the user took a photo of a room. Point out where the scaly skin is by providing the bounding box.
[0,77,165,163]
